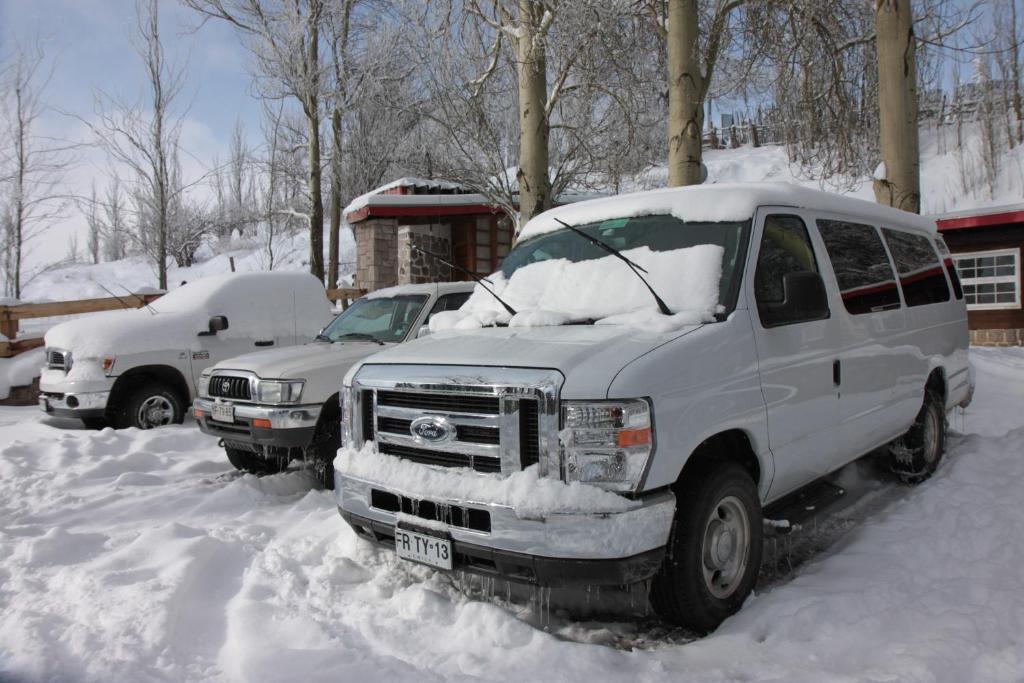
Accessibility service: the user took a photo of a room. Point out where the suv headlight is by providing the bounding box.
[561,399,653,493]
[198,370,212,397]
[255,379,304,404]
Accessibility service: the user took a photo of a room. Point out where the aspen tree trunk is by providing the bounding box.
[306,13,325,282]
[328,107,342,289]
[667,0,705,186]
[873,0,920,213]
[1010,0,1023,146]
[516,0,552,225]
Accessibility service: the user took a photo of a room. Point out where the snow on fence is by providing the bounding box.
[0,287,366,358]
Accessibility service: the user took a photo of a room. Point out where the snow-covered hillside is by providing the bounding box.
[0,348,1022,682]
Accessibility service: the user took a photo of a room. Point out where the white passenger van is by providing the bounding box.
[334,183,972,633]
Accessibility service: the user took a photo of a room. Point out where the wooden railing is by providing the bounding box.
[0,287,367,358]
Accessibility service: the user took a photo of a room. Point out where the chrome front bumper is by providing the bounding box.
[193,397,322,429]
[336,469,676,562]
[39,391,110,418]
[193,397,323,449]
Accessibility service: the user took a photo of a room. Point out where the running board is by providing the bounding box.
[762,480,846,536]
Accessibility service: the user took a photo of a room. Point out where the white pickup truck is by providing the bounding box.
[192,281,474,488]
[39,272,332,430]
[335,183,972,633]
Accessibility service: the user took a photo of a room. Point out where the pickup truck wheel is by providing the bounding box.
[650,462,762,634]
[890,390,946,484]
[225,446,288,475]
[113,383,183,429]
[307,418,340,490]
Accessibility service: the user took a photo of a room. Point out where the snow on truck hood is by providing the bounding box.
[361,324,704,398]
[211,341,389,380]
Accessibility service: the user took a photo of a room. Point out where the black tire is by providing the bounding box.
[650,462,763,634]
[81,417,108,430]
[225,446,289,475]
[307,417,340,490]
[890,389,946,484]
[111,382,184,430]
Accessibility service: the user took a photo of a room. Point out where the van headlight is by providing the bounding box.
[255,379,304,404]
[561,399,653,493]
[198,370,211,397]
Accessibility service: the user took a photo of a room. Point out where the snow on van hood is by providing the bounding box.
[210,340,391,380]
[359,324,704,398]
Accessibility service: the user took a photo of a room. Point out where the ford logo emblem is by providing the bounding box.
[410,416,453,443]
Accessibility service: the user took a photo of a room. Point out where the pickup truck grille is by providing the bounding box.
[46,349,69,370]
[208,375,252,401]
[353,368,558,478]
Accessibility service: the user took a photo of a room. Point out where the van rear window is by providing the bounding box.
[881,229,951,307]
[816,220,901,315]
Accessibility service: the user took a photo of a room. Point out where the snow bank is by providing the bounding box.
[0,349,45,400]
[335,441,636,517]
[520,182,938,241]
[44,272,331,358]
[431,244,723,332]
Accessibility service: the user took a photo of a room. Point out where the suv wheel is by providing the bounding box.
[307,417,340,490]
[225,446,289,475]
[650,462,763,634]
[890,390,946,483]
[113,383,183,429]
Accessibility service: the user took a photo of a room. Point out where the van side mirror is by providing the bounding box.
[762,272,829,326]
[198,315,229,337]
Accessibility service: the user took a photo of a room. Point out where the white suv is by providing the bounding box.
[334,183,972,633]
[193,281,474,487]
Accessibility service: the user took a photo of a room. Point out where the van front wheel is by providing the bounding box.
[650,462,763,634]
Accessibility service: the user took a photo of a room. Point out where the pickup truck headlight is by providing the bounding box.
[198,370,211,397]
[255,379,304,404]
[561,399,653,493]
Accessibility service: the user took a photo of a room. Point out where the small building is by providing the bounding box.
[937,203,1024,346]
[344,178,515,291]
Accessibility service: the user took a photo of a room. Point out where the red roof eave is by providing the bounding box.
[937,210,1024,232]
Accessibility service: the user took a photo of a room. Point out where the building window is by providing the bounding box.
[953,248,1020,310]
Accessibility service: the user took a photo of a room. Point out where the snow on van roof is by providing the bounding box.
[519,182,938,240]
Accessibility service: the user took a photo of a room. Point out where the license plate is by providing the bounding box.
[39,397,49,412]
[395,527,453,570]
[211,402,234,423]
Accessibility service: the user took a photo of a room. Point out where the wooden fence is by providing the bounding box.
[0,287,366,358]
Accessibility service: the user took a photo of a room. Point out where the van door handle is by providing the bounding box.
[255,340,274,347]
[833,360,841,386]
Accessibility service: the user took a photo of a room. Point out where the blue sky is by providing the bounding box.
[1,0,265,271]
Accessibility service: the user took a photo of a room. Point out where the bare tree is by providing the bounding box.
[183,0,328,281]
[102,174,129,262]
[0,42,70,298]
[84,181,102,264]
[81,0,187,288]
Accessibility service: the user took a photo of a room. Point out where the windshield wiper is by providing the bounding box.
[334,333,385,345]
[553,217,673,316]
[314,333,331,342]
[411,245,517,317]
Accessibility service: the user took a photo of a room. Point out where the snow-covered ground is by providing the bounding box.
[1,349,1023,682]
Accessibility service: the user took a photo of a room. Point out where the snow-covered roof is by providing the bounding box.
[520,182,938,241]
[929,202,1024,221]
[344,177,475,217]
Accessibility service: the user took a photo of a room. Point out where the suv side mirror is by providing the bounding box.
[417,324,431,339]
[199,315,229,337]
[762,272,829,326]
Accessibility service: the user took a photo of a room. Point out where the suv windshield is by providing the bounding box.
[501,215,752,316]
[320,294,428,343]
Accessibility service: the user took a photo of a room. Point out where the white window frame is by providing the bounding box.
[953,247,1021,311]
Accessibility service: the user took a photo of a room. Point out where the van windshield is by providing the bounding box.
[501,215,751,317]
[320,294,428,343]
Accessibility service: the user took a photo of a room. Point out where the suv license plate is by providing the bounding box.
[211,402,234,423]
[395,527,453,570]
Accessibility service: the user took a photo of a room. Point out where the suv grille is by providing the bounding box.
[208,375,252,401]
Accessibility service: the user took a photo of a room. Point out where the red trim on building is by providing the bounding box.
[937,210,1024,232]
[346,203,502,224]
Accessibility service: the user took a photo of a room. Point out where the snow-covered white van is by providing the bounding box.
[192,281,474,488]
[40,272,332,430]
[334,183,972,633]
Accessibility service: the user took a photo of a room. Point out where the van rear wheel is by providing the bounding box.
[650,462,762,634]
[890,390,945,484]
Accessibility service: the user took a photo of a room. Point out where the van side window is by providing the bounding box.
[881,229,951,307]
[816,220,901,315]
[426,292,471,322]
[933,236,964,300]
[754,215,825,326]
